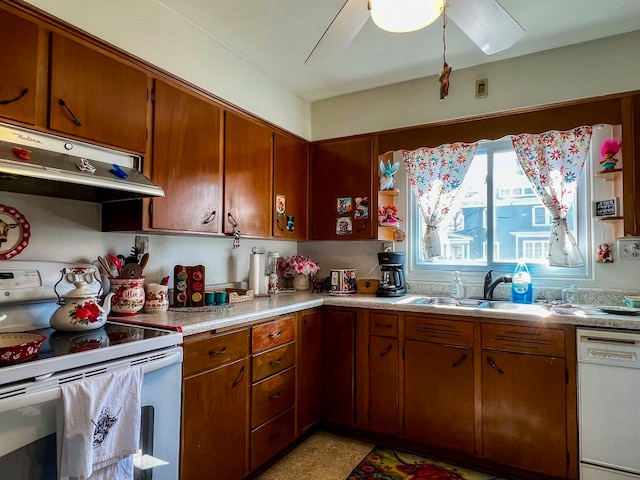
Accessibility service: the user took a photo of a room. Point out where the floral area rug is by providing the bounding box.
[347,446,508,480]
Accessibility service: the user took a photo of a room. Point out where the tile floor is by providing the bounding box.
[256,431,513,480]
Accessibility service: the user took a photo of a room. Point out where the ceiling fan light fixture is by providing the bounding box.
[369,0,444,33]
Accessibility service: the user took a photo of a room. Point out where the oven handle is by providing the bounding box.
[0,348,182,414]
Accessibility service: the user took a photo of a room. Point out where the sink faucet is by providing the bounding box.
[484,269,513,300]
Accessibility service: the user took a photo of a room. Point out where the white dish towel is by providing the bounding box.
[59,366,143,480]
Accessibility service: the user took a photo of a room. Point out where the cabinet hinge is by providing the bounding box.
[150,88,155,103]
[565,368,569,384]
[148,202,153,217]
[566,450,570,469]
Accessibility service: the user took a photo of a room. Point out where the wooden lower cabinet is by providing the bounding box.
[480,324,570,478]
[404,340,474,454]
[322,308,356,426]
[297,309,323,435]
[181,339,249,480]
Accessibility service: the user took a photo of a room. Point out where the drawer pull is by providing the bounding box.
[451,353,468,368]
[374,322,393,329]
[232,365,245,387]
[379,344,393,357]
[268,331,282,339]
[269,358,283,366]
[269,390,283,400]
[486,356,504,374]
[268,430,282,441]
[208,346,227,356]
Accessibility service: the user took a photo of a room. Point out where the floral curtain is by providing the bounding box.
[510,125,593,267]
[402,143,478,259]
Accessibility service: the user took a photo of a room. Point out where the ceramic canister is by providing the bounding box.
[144,282,169,313]
[109,277,145,316]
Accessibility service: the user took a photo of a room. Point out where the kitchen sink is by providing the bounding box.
[478,301,551,315]
[396,296,485,308]
[397,296,550,315]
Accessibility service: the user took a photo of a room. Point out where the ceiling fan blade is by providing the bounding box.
[446,0,525,55]
[305,0,370,67]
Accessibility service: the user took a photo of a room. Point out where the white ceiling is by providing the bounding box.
[155,0,640,102]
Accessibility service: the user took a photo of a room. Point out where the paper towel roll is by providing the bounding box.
[249,252,264,295]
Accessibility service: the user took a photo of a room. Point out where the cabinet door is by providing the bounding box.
[273,133,308,239]
[482,350,567,478]
[322,309,355,426]
[0,9,38,125]
[311,137,374,240]
[49,33,147,152]
[297,309,322,435]
[369,336,399,436]
[404,340,474,454]
[182,359,248,480]
[151,80,222,232]
[224,112,272,237]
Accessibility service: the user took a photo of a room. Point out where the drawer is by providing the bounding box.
[369,312,398,337]
[250,408,295,470]
[405,315,473,347]
[482,323,565,357]
[183,329,249,376]
[252,342,295,382]
[251,367,295,429]
[252,316,295,353]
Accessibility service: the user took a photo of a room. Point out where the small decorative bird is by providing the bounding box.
[379,160,400,190]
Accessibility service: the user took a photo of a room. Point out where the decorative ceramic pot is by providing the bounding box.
[109,277,146,316]
[143,283,169,313]
[293,274,310,291]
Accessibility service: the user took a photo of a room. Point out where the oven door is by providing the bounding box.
[0,347,182,480]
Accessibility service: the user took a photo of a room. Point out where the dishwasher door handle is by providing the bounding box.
[587,348,637,362]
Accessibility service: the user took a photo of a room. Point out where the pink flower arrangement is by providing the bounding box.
[277,255,320,278]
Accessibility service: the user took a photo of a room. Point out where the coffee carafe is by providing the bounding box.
[376,252,406,297]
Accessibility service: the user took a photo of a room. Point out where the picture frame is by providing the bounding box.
[592,197,620,218]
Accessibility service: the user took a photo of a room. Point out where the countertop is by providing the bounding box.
[112,292,640,336]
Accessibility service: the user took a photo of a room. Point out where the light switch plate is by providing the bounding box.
[617,237,640,261]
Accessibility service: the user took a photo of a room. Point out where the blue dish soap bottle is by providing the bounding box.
[511,261,532,304]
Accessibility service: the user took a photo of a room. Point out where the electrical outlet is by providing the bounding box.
[382,242,394,253]
[617,237,640,261]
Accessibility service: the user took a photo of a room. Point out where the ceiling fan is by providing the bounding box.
[305,0,526,67]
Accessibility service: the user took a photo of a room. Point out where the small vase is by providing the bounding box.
[293,274,310,291]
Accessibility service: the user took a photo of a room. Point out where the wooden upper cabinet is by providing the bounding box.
[273,133,308,240]
[150,80,222,233]
[49,33,147,152]
[310,137,374,240]
[0,9,38,125]
[224,112,272,237]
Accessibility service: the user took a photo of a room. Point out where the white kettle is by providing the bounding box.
[50,267,115,332]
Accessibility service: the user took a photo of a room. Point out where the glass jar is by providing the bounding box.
[561,284,578,306]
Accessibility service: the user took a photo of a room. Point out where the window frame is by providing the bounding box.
[405,136,592,282]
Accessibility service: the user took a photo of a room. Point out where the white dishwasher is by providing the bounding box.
[578,328,640,479]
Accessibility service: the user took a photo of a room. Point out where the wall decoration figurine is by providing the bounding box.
[378,205,403,226]
[596,243,614,263]
[379,160,400,190]
[600,139,621,171]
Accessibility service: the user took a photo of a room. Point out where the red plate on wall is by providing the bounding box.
[0,205,30,260]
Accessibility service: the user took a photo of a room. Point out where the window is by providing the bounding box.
[410,138,588,276]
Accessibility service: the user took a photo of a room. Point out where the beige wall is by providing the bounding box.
[311,31,640,141]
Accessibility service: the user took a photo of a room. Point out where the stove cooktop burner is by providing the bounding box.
[0,321,182,387]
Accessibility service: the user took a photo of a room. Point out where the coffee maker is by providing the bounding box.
[376,252,407,297]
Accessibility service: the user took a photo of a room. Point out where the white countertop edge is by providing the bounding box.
[122,292,640,336]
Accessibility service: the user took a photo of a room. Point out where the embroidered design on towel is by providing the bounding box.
[92,406,122,448]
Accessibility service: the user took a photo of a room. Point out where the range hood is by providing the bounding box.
[0,123,164,203]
